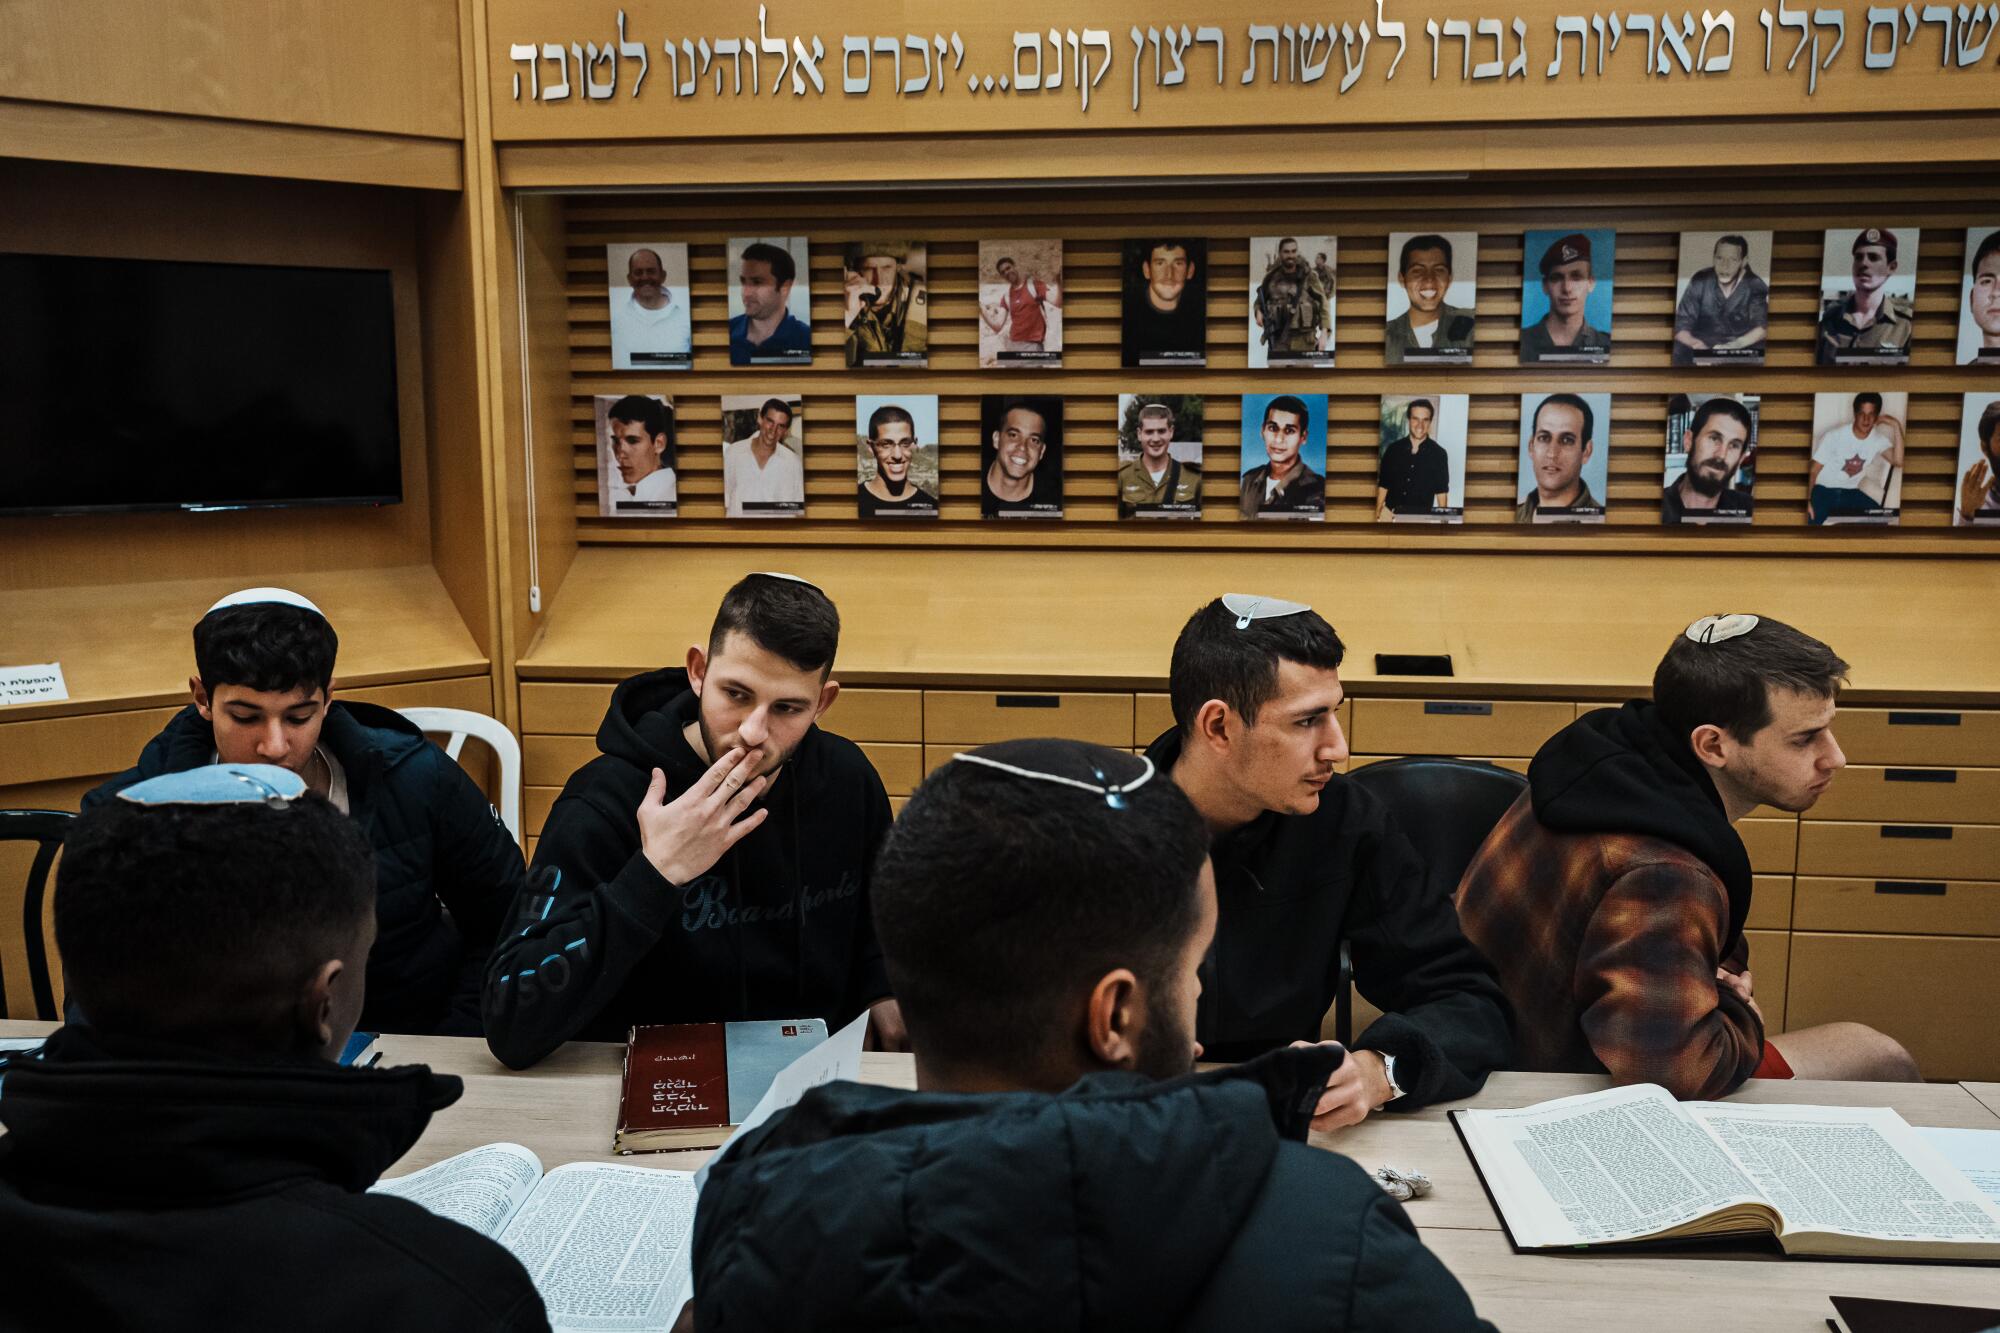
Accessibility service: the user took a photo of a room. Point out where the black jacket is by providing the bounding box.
[0,1027,547,1332]
[84,701,525,1036]
[693,1044,1494,1332]
[1145,729,1513,1107]
[485,667,892,1069]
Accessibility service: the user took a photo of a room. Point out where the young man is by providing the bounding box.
[485,574,903,1070]
[1962,228,2000,364]
[1117,399,1200,517]
[980,253,1061,355]
[729,241,811,364]
[1958,398,2000,524]
[691,739,1495,1332]
[1141,597,1512,1122]
[1457,615,1919,1099]
[1520,232,1610,361]
[1663,396,1755,522]
[605,393,678,508]
[1122,237,1206,366]
[723,397,805,517]
[842,243,927,365]
[1672,234,1768,365]
[1817,227,1913,363]
[856,402,938,517]
[1,766,547,1331]
[1807,391,1904,524]
[1516,392,1601,521]
[1383,233,1475,364]
[980,399,1062,515]
[1375,396,1452,519]
[84,589,524,1036]
[1251,236,1332,363]
[1238,394,1325,519]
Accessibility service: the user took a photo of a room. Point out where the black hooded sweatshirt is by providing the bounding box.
[0,1026,548,1332]
[1143,728,1513,1107]
[84,701,526,1036]
[484,667,892,1070]
[692,1044,1496,1332]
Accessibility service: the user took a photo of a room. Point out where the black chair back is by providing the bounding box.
[1,809,73,1021]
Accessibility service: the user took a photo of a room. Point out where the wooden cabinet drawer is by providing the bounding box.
[1797,821,2000,880]
[523,733,599,788]
[1808,765,2000,825]
[1739,817,1798,874]
[1833,709,2000,767]
[825,688,922,742]
[1793,877,2000,936]
[923,690,1132,746]
[1788,932,2000,1081]
[525,785,560,837]
[1745,875,1793,931]
[1348,699,1571,759]
[1136,693,1174,744]
[518,682,614,735]
[1741,928,1790,1035]
[859,742,922,796]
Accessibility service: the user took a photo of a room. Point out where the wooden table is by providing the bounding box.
[9,1021,2000,1330]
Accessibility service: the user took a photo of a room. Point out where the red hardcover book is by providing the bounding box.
[614,1018,829,1153]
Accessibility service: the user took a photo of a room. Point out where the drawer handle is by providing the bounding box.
[1884,768,1956,784]
[994,695,1059,709]
[1886,712,1961,727]
[1874,881,1947,895]
[1423,701,1494,717]
[1880,825,1952,840]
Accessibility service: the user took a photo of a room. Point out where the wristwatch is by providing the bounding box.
[1379,1053,1406,1106]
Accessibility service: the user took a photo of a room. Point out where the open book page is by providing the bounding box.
[373,1142,546,1239]
[1454,1082,1771,1248]
[1689,1103,2000,1253]
[498,1162,698,1332]
[1919,1127,2000,1210]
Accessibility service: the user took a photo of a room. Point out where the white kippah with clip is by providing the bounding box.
[948,739,1157,809]
[1684,613,1760,645]
[1221,593,1311,630]
[204,587,326,619]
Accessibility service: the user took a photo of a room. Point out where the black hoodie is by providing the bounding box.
[84,701,527,1036]
[0,1027,547,1332]
[484,667,892,1069]
[692,1044,1496,1332]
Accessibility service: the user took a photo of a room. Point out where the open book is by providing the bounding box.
[1452,1083,2000,1260]
[376,1144,697,1331]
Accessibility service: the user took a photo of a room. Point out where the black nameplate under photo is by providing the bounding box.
[1375,653,1454,677]
[1424,701,1492,716]
[1874,881,1948,896]
[1880,825,1952,840]
[1885,768,1957,784]
[1887,712,1962,727]
[994,695,1059,709]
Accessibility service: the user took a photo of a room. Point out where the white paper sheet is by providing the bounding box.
[0,663,67,706]
[1919,1126,2000,1210]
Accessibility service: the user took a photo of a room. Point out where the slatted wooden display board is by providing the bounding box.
[551,174,2000,551]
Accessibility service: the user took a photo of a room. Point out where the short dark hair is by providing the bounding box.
[1654,616,1849,745]
[1689,396,1754,443]
[759,397,794,424]
[1853,392,1884,415]
[55,795,374,1046]
[1534,392,1596,445]
[867,403,915,438]
[1715,234,1750,259]
[194,604,338,697]
[1262,394,1311,432]
[1979,400,2000,453]
[1144,239,1194,266]
[995,255,1016,269]
[1400,233,1453,273]
[1407,397,1436,419]
[871,742,1209,1073]
[608,393,672,442]
[1973,230,2000,273]
[708,573,840,676]
[739,241,796,287]
[1169,598,1345,738]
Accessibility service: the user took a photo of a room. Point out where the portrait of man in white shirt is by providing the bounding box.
[723,395,806,518]
[606,242,692,370]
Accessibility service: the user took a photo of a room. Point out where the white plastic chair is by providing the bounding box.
[397,706,523,844]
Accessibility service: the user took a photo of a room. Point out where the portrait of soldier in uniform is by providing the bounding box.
[1957,226,2000,365]
[1516,392,1610,523]
[1117,395,1203,519]
[1520,230,1614,365]
[1249,235,1335,369]
[1384,232,1476,365]
[843,241,929,368]
[1238,393,1327,522]
[1817,227,1917,366]
[1672,231,1771,367]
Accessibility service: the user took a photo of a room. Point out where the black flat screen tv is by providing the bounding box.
[0,252,403,516]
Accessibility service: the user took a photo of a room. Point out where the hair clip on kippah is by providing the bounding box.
[1222,593,1311,630]
[1685,614,1760,645]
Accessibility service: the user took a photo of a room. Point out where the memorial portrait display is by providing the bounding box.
[978,239,1063,368]
[1958,226,2000,366]
[1808,390,1907,525]
[726,236,813,366]
[842,240,928,368]
[605,242,692,371]
[1239,392,1327,522]
[856,394,940,520]
[1247,235,1335,369]
[1662,393,1758,525]
[721,393,806,518]
[1384,231,1477,365]
[1956,393,2000,526]
[594,393,677,518]
[1817,227,1918,366]
[1519,229,1614,366]
[1121,237,1208,367]
[1375,393,1467,524]
[1116,394,1204,519]
[1672,231,1772,367]
[1516,391,1611,523]
[979,394,1064,518]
